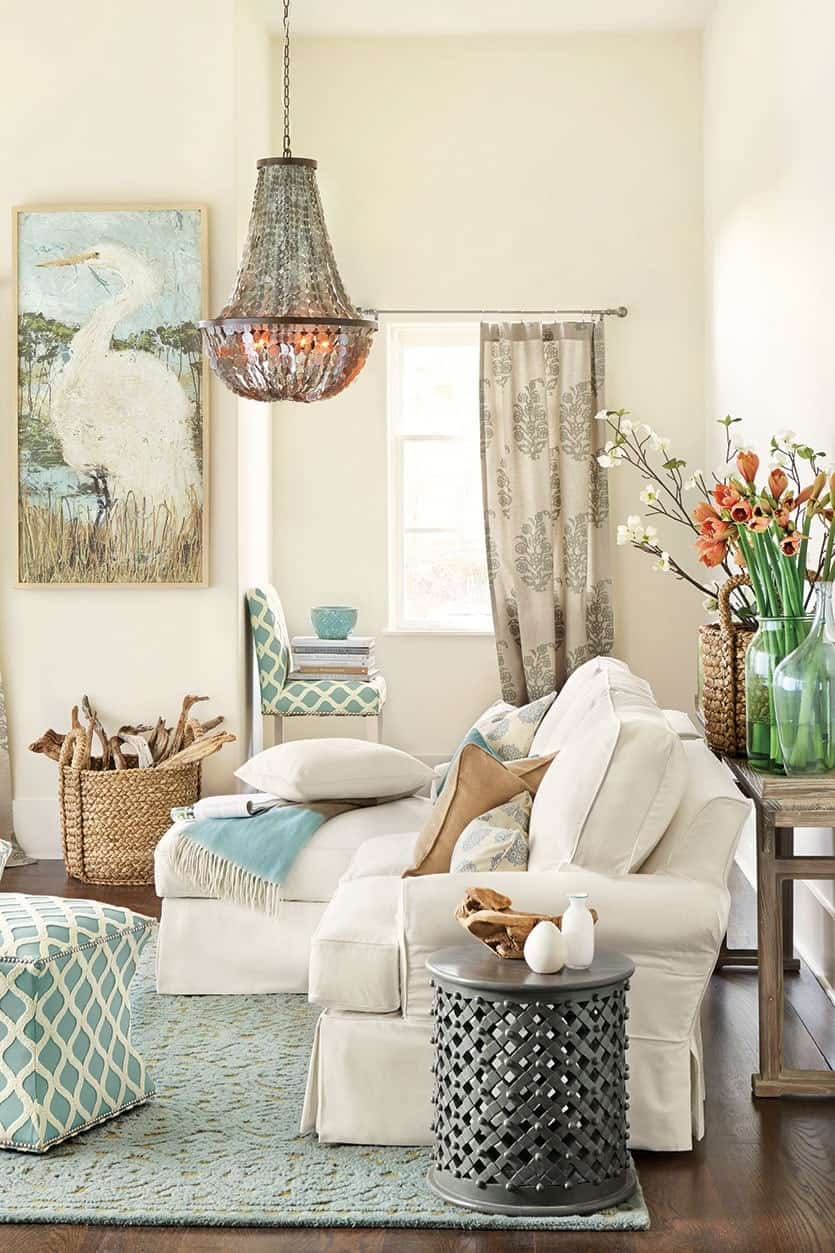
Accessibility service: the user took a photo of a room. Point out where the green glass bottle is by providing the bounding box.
[745,614,812,772]
[774,582,835,775]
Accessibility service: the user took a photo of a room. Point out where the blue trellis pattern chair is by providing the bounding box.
[247,586,386,743]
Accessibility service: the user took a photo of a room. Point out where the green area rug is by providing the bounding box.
[0,941,649,1230]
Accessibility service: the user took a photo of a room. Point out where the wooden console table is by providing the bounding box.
[722,757,835,1098]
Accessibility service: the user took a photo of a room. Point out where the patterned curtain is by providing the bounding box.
[480,320,613,703]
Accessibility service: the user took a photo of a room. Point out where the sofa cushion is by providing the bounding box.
[530,656,632,756]
[528,663,685,874]
[155,795,432,903]
[640,739,750,887]
[308,876,401,1013]
[341,831,420,881]
[235,738,433,802]
[404,745,554,877]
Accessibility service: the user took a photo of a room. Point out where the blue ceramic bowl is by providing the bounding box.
[311,605,358,640]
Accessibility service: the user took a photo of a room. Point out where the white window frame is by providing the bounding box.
[386,319,493,636]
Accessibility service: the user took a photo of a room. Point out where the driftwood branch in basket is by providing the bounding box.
[83,696,111,771]
[29,694,231,773]
[29,729,66,761]
[157,731,237,771]
[164,694,209,761]
[456,887,598,960]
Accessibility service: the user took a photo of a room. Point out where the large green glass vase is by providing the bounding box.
[773,582,835,775]
[745,614,812,772]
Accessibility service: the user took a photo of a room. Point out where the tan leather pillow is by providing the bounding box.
[403,744,556,877]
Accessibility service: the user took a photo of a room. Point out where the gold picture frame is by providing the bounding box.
[14,203,209,587]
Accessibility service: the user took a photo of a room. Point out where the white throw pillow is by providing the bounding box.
[450,791,531,874]
[235,739,434,803]
[0,839,10,881]
[528,663,686,875]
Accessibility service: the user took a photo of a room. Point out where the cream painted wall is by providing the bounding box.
[272,33,705,755]
[705,0,835,996]
[0,0,273,855]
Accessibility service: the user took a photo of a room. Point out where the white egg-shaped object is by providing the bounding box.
[523,920,566,974]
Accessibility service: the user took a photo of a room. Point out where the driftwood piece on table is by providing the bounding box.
[157,730,236,771]
[456,887,598,960]
[163,695,209,761]
[28,729,66,761]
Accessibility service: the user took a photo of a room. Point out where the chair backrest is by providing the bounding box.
[246,586,292,713]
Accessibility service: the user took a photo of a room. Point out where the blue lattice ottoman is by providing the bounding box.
[0,895,155,1152]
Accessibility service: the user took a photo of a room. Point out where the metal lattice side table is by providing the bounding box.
[426,947,635,1216]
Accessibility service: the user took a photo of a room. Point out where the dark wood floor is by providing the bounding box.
[2,861,834,1253]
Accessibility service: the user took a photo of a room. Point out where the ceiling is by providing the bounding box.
[273,0,711,37]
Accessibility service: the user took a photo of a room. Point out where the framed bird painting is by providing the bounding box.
[13,204,209,586]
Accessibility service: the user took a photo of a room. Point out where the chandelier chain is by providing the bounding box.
[282,0,292,158]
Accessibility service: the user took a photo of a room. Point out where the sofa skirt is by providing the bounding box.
[301,1008,705,1152]
[156,897,325,994]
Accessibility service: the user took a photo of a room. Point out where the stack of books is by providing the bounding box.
[289,635,378,680]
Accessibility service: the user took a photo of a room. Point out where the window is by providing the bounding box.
[387,321,492,633]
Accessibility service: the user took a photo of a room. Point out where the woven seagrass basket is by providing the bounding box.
[698,573,755,757]
[57,735,200,885]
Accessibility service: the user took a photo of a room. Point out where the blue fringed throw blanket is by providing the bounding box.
[171,801,357,917]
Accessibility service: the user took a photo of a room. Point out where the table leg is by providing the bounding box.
[778,827,794,964]
[753,809,783,1095]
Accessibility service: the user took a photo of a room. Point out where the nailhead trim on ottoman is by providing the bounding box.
[0,895,155,1153]
[426,947,635,1216]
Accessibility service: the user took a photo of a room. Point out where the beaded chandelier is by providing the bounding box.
[200,0,377,403]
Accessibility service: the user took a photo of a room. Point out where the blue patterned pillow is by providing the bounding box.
[476,692,557,761]
[450,791,532,874]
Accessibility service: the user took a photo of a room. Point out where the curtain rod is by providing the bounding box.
[368,305,628,318]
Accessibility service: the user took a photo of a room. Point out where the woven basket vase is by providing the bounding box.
[698,573,755,757]
[58,740,200,885]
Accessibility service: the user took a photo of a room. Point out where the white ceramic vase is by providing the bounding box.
[562,893,595,969]
[523,920,566,974]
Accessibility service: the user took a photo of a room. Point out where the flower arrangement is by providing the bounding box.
[597,411,835,771]
[597,412,835,621]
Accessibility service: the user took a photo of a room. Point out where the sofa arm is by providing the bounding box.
[399,868,730,1026]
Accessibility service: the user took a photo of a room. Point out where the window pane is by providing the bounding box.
[403,529,491,629]
[402,437,483,532]
[392,323,480,437]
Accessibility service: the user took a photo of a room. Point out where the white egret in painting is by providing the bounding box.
[38,243,200,517]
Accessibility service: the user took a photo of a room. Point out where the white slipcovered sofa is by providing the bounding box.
[155,655,749,1152]
[299,659,751,1152]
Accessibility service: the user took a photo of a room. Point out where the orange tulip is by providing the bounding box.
[697,537,728,567]
[768,468,788,499]
[693,501,720,525]
[731,544,747,568]
[736,450,760,483]
[713,483,741,510]
[747,512,771,533]
[797,472,826,506]
[779,532,803,556]
[730,500,753,523]
[700,516,734,541]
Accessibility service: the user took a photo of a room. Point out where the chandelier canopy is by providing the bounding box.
[200,2,377,403]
